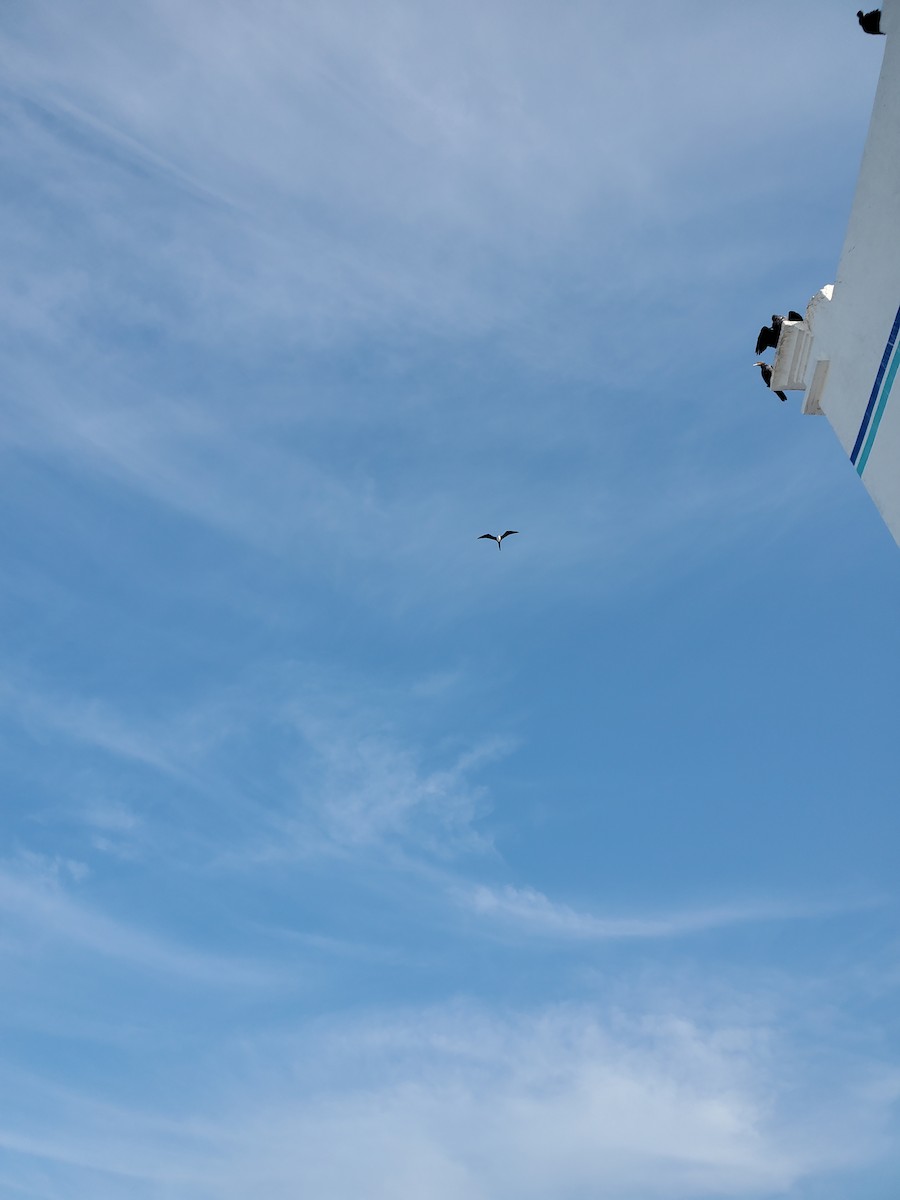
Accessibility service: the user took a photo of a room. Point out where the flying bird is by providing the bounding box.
[857,9,884,34]
[478,530,519,550]
[754,361,787,402]
[754,312,805,356]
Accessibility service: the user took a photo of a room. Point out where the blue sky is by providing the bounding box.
[1,1,900,1196]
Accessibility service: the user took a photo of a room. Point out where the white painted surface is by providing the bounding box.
[780,0,900,545]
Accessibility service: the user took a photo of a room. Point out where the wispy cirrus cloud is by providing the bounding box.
[0,855,270,987]
[1,994,897,1200]
[461,882,871,942]
[0,677,190,780]
[0,667,874,953]
[279,710,513,858]
[0,666,510,872]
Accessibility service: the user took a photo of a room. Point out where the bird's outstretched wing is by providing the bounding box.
[755,326,773,356]
[500,530,519,540]
[859,10,884,34]
[478,533,496,540]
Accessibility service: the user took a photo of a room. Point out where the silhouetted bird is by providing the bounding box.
[756,317,782,356]
[478,530,519,550]
[858,9,884,34]
[754,312,805,356]
[754,361,787,403]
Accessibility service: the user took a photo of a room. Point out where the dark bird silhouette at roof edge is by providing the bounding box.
[754,361,787,403]
[478,530,519,550]
[858,9,884,34]
[755,312,805,356]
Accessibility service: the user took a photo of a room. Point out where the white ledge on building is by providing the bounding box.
[770,286,834,416]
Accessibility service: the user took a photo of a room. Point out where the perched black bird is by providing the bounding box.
[755,316,782,356]
[754,311,805,356]
[478,530,519,550]
[754,361,787,403]
[858,9,884,34]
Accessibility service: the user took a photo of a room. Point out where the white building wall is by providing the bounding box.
[777,0,900,545]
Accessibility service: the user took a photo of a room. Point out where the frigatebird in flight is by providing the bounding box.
[478,530,519,550]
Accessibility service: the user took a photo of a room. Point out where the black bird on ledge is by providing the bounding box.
[754,361,787,403]
[858,9,884,34]
[755,312,804,356]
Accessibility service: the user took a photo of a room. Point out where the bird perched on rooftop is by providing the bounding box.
[756,317,782,356]
[754,361,787,402]
[858,9,884,34]
[478,530,518,550]
[754,311,805,356]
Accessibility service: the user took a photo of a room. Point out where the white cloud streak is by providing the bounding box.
[462,884,860,942]
[0,997,897,1200]
[0,857,269,987]
[281,710,512,857]
[0,667,509,876]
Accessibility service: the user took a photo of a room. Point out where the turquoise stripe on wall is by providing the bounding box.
[857,343,900,476]
[851,304,900,465]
